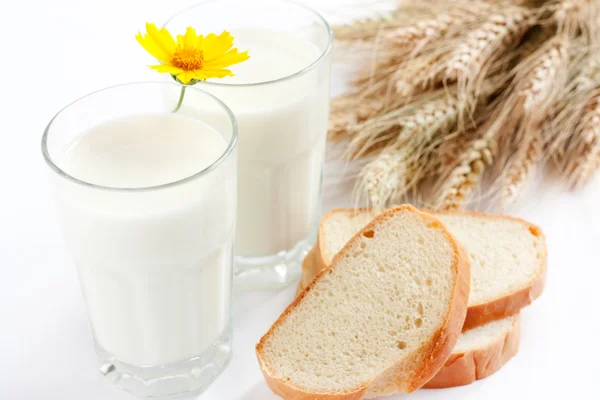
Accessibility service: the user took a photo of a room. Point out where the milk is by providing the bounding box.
[54,113,236,366]
[195,28,330,258]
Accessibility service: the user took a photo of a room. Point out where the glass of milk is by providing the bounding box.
[41,82,238,398]
[164,0,333,289]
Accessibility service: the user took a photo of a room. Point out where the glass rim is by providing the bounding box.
[163,0,334,88]
[41,81,239,192]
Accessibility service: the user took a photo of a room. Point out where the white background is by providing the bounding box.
[2,0,599,399]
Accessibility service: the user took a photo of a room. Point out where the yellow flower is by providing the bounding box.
[136,23,249,84]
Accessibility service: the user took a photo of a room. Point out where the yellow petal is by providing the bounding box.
[201,31,235,60]
[203,49,250,68]
[149,64,184,75]
[202,68,235,79]
[136,32,172,63]
[176,26,201,50]
[145,23,176,57]
[178,70,203,84]
[191,71,210,81]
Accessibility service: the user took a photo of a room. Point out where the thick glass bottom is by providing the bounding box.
[96,326,232,399]
[234,233,315,290]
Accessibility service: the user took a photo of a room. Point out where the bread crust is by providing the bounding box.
[257,205,471,399]
[307,208,547,331]
[424,314,520,388]
[463,268,545,330]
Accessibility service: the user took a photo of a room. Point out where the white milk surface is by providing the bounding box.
[55,113,235,366]
[196,28,329,257]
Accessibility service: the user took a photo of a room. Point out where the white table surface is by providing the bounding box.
[2,0,600,399]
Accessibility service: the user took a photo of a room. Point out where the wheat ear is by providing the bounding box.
[516,37,570,119]
[566,90,600,187]
[328,95,387,141]
[436,135,496,210]
[355,148,412,210]
[446,6,534,117]
[333,11,405,43]
[353,94,461,207]
[553,0,600,44]
[346,92,459,159]
[502,135,542,206]
[498,36,570,205]
[547,51,600,160]
[569,51,600,95]
[354,2,496,91]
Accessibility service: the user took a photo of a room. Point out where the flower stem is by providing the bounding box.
[172,85,187,113]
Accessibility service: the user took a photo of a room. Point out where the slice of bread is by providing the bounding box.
[298,251,521,389]
[424,314,520,388]
[257,205,471,399]
[305,208,547,330]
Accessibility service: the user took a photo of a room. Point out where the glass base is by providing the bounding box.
[234,235,314,291]
[96,327,232,399]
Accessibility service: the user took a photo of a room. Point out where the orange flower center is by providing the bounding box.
[172,48,204,70]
